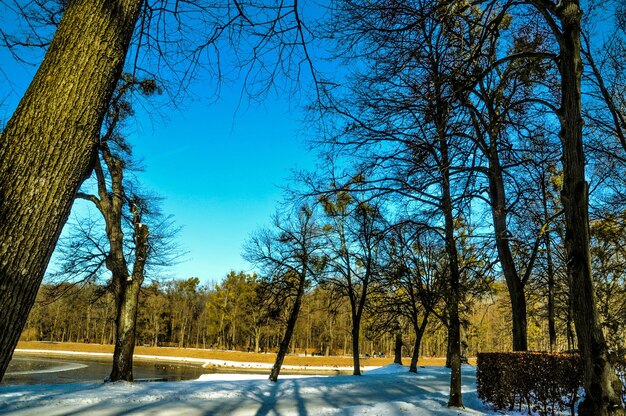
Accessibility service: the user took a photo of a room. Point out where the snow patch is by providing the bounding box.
[195,373,324,381]
[0,364,570,415]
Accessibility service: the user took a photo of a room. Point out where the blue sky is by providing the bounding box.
[0,22,319,286]
[127,91,317,283]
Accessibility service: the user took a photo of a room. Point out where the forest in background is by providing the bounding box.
[19,277,530,357]
[20,253,625,360]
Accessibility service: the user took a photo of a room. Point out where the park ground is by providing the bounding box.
[0,363,507,415]
[0,342,533,416]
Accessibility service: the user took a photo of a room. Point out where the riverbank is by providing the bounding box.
[4,344,501,415]
[15,341,453,371]
[10,350,355,376]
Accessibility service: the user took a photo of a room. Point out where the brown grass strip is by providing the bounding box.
[16,341,456,367]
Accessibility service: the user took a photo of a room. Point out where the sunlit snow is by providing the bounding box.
[0,364,561,415]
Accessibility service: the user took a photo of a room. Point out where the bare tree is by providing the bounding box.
[382,223,447,373]
[244,203,325,382]
[308,1,475,405]
[48,75,179,381]
[457,9,560,351]
[318,184,385,376]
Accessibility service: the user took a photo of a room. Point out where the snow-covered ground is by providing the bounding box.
[0,364,545,415]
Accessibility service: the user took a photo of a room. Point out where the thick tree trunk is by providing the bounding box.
[351,318,361,375]
[540,175,557,352]
[88,147,149,383]
[440,137,463,408]
[255,329,261,353]
[409,336,421,373]
[509,287,528,351]
[487,156,528,351]
[269,276,305,382]
[0,0,142,381]
[409,315,428,373]
[108,218,148,382]
[566,297,575,351]
[109,273,142,381]
[556,1,624,414]
[445,265,463,408]
[547,257,557,352]
[394,331,403,365]
[445,324,452,368]
[545,225,557,353]
[351,278,371,377]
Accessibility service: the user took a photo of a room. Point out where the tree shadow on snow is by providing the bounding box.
[0,367,480,415]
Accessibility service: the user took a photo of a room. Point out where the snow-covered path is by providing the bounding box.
[0,364,499,415]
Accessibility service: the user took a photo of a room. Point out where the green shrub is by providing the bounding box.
[477,352,583,415]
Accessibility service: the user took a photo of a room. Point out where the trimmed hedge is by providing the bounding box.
[477,352,583,415]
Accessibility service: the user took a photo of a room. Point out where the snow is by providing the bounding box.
[201,358,379,372]
[13,349,378,372]
[0,364,563,415]
[195,373,324,381]
[5,360,88,376]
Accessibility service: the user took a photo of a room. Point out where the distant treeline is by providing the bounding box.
[20,271,607,358]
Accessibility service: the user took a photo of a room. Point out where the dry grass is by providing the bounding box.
[16,341,457,367]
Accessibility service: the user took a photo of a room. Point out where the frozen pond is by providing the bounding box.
[2,354,208,385]
[2,353,345,386]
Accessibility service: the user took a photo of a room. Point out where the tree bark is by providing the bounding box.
[566,296,575,351]
[87,139,149,382]
[109,272,142,382]
[351,317,361,375]
[255,328,261,353]
[109,215,148,382]
[269,274,305,382]
[487,150,528,351]
[409,315,429,373]
[350,277,371,376]
[540,177,557,352]
[546,235,557,352]
[554,1,624,413]
[394,331,403,365]
[440,132,463,408]
[0,0,142,381]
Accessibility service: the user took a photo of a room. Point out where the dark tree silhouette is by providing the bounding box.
[244,203,325,382]
[318,185,385,376]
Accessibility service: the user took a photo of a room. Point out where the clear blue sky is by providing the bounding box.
[128,91,317,283]
[0,25,318,286]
